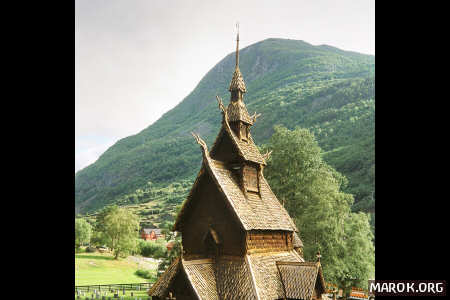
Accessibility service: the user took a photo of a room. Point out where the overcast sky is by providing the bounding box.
[75,0,374,173]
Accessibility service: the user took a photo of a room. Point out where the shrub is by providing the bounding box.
[138,240,153,257]
[135,269,155,280]
[137,240,167,258]
[153,243,167,259]
[85,246,97,253]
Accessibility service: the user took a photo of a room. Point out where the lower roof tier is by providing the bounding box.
[149,250,326,300]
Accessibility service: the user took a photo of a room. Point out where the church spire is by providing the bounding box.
[227,24,252,130]
[235,23,239,68]
[229,23,247,95]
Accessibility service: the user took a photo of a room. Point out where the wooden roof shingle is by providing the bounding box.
[293,231,304,248]
[228,67,247,93]
[183,259,219,300]
[247,251,304,300]
[227,99,253,124]
[148,257,180,298]
[211,96,266,165]
[276,261,326,300]
[176,150,297,231]
[215,256,257,299]
[149,251,314,300]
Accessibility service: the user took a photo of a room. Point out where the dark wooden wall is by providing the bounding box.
[210,130,240,163]
[181,171,245,257]
[161,270,197,300]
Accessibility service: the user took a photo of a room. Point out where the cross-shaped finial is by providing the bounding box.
[316,249,322,262]
[251,112,261,123]
[166,291,176,300]
[262,150,272,161]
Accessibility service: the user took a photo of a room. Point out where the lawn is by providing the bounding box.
[75,251,157,286]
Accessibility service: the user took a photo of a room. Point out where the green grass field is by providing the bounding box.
[75,251,157,286]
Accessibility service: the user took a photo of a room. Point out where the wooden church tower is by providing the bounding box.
[149,31,326,300]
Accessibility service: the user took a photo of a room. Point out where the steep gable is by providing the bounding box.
[209,127,240,163]
[174,141,297,233]
[210,98,266,165]
[176,163,246,256]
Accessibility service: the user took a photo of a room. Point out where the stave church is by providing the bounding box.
[149,32,326,300]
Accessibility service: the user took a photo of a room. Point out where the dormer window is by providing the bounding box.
[240,124,248,141]
[243,165,259,193]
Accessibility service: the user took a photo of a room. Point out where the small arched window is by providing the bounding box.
[203,228,221,256]
[240,124,248,141]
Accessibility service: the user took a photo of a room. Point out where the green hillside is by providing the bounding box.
[75,38,375,219]
[82,180,191,229]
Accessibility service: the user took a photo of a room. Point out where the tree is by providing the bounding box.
[157,226,181,276]
[263,125,374,296]
[157,207,182,275]
[75,218,92,248]
[97,206,140,259]
[337,212,375,299]
[94,205,119,233]
[91,205,119,246]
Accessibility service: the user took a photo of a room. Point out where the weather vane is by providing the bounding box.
[235,22,240,67]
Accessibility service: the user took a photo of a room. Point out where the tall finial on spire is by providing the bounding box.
[235,22,239,68]
[228,23,246,95]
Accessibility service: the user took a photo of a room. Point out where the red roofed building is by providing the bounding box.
[140,228,163,241]
[349,287,370,299]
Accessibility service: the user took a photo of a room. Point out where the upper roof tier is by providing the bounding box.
[173,138,297,232]
[226,96,253,124]
[228,66,247,93]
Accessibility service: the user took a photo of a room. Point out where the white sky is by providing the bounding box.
[75,0,374,173]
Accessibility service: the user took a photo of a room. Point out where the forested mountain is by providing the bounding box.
[75,38,375,220]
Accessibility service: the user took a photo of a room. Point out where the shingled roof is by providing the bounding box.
[228,66,247,93]
[149,251,313,300]
[210,125,266,165]
[293,231,304,248]
[210,108,266,165]
[184,259,219,299]
[276,261,326,299]
[226,98,253,124]
[148,257,180,298]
